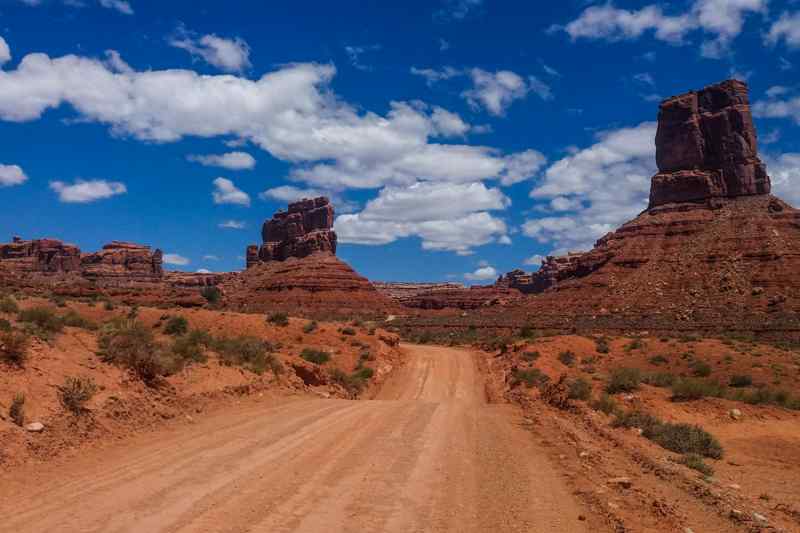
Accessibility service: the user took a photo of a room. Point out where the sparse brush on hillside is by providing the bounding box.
[606,367,641,393]
[303,321,318,334]
[0,330,29,367]
[567,377,591,400]
[164,316,189,336]
[690,360,712,377]
[340,327,356,336]
[511,368,549,389]
[267,312,289,327]
[201,286,221,305]
[17,306,64,338]
[300,348,330,365]
[9,393,25,426]
[558,350,576,367]
[214,336,282,375]
[98,318,175,383]
[679,453,714,476]
[0,318,11,332]
[61,310,98,330]
[642,372,676,388]
[0,296,19,314]
[595,337,610,354]
[171,330,213,363]
[670,378,726,401]
[591,393,619,415]
[329,367,373,395]
[613,408,723,459]
[58,376,97,415]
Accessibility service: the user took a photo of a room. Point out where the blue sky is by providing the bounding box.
[0,0,799,283]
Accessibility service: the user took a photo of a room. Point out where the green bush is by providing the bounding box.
[0,331,29,367]
[645,422,723,459]
[729,374,753,388]
[0,296,19,314]
[329,367,373,395]
[591,393,619,415]
[519,325,538,339]
[558,350,576,367]
[340,327,356,336]
[99,319,173,383]
[58,376,98,414]
[606,367,642,394]
[171,330,213,363]
[353,367,374,380]
[612,410,661,433]
[625,337,645,352]
[103,299,116,311]
[303,321,318,334]
[568,377,591,400]
[670,378,725,401]
[61,310,97,330]
[511,368,549,388]
[648,355,669,366]
[213,336,282,375]
[201,286,221,304]
[18,306,63,336]
[267,312,289,327]
[0,318,11,332]
[679,453,714,476]
[643,372,677,387]
[595,337,610,354]
[164,316,189,336]
[521,351,540,361]
[300,348,330,365]
[690,360,712,378]
[9,393,25,426]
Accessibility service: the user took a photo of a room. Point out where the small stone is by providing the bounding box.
[25,422,44,432]
[579,451,590,458]
[578,515,586,521]
[607,502,620,510]
[752,512,768,524]
[729,408,743,420]
[608,477,633,489]
[684,528,694,533]
[728,483,741,490]
[730,509,744,521]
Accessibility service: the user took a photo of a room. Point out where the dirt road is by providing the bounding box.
[0,344,590,532]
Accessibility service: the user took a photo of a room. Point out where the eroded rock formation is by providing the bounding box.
[247,197,337,268]
[0,237,81,273]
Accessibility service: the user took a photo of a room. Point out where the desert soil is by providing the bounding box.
[0,343,592,533]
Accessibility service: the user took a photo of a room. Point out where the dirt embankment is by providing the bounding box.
[482,334,800,532]
[0,297,402,469]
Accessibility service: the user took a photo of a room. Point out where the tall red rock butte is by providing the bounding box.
[224,197,396,317]
[475,79,800,335]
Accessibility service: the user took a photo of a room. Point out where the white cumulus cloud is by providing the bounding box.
[463,68,552,116]
[163,253,190,266]
[98,0,133,14]
[0,37,11,67]
[767,11,800,49]
[766,153,800,207]
[464,265,497,281]
[218,220,246,229]
[212,177,250,206]
[170,30,251,72]
[188,151,256,170]
[50,179,126,203]
[0,164,28,186]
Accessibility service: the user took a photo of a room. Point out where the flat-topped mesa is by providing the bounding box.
[0,237,82,273]
[649,79,771,208]
[247,197,337,268]
[80,241,163,279]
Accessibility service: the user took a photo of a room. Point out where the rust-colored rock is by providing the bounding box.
[650,79,770,207]
[80,241,163,280]
[0,237,82,274]
[374,282,517,310]
[248,197,337,268]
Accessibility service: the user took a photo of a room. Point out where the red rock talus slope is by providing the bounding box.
[480,80,800,334]
[374,282,519,310]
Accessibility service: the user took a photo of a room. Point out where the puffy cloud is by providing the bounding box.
[202,254,220,261]
[499,149,547,186]
[0,54,537,193]
[344,44,381,71]
[430,106,470,136]
[558,0,766,57]
[766,153,800,207]
[753,90,800,124]
[523,254,544,267]
[103,50,133,74]
[163,253,190,266]
[435,0,483,21]
[196,268,212,274]
[212,177,250,206]
[188,151,256,170]
[410,66,461,86]
[218,219,246,229]
[336,181,509,253]
[464,265,497,281]
[0,164,28,186]
[170,30,251,72]
[98,0,133,14]
[259,185,358,213]
[766,11,800,49]
[463,68,552,116]
[523,122,656,253]
[49,179,126,203]
[0,37,11,67]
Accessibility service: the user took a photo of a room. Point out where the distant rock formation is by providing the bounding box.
[373,282,514,310]
[0,237,82,273]
[650,79,770,207]
[247,197,337,268]
[80,242,163,280]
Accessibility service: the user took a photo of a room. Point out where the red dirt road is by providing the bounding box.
[0,344,591,532]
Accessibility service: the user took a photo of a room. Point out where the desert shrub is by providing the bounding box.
[690,360,712,377]
[58,376,97,414]
[670,378,725,401]
[606,367,642,394]
[595,337,610,354]
[519,325,538,339]
[0,331,29,367]
[164,316,189,336]
[625,337,645,352]
[329,367,373,395]
[103,299,115,311]
[18,306,63,336]
[521,350,540,362]
[9,393,25,426]
[359,349,374,362]
[612,410,661,433]
[729,374,753,388]
[567,377,591,401]
[0,296,19,314]
[300,348,330,365]
[50,295,67,307]
[648,355,669,366]
[679,453,714,476]
[645,422,723,459]
[354,366,374,380]
[511,368,549,388]
[0,318,11,332]
[591,393,619,415]
[61,310,97,330]
[643,372,677,387]
[98,319,172,382]
[558,350,576,367]
[214,336,280,375]
[303,321,318,334]
[171,330,213,363]
[340,327,356,336]
[267,312,289,327]
[201,286,221,304]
